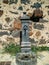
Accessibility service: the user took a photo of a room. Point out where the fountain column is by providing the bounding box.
[20,12,31,53]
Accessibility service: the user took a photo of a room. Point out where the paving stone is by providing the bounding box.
[0,61,11,65]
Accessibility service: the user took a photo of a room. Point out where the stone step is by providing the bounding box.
[21,44,31,47]
[21,48,31,52]
[21,42,31,45]
[21,42,30,44]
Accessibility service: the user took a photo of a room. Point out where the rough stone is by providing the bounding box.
[0,10,3,17]
[5,17,11,23]
[21,0,30,4]
[35,31,41,38]
[0,24,2,29]
[18,6,23,10]
[39,37,46,44]
[0,31,10,36]
[33,23,44,30]
[29,38,38,44]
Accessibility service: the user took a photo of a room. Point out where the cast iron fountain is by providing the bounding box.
[16,12,37,65]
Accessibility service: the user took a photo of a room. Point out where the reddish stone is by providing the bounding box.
[0,10,3,17]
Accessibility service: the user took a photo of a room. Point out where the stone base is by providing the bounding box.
[16,52,37,65]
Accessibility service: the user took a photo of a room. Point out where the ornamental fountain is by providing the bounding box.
[16,12,37,65]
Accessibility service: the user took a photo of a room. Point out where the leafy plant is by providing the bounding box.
[4,43,21,55]
[4,43,49,56]
[31,46,49,52]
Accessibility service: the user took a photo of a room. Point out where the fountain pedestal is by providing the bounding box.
[16,12,37,65]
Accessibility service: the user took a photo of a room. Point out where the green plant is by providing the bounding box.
[4,43,49,56]
[31,46,49,52]
[4,43,21,55]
